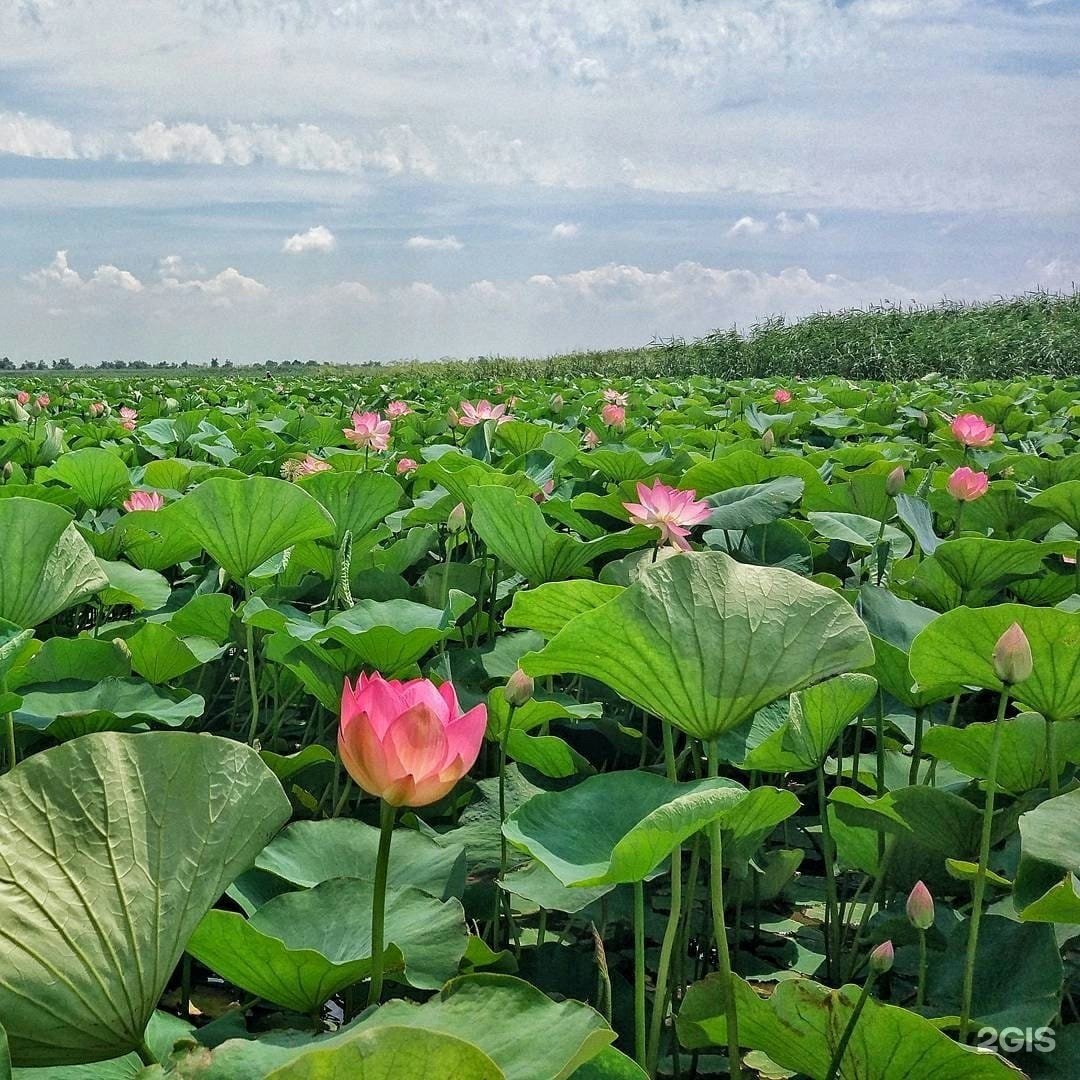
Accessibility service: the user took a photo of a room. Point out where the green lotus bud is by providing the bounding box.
[504,668,535,708]
[992,622,1033,685]
[447,501,468,533]
[761,429,775,454]
[886,465,906,496]
[868,940,894,974]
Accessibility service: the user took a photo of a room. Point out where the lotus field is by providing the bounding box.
[3,371,1080,1080]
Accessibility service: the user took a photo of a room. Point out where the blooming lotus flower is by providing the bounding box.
[583,429,601,448]
[458,399,510,427]
[906,881,934,930]
[773,388,792,405]
[602,389,628,406]
[601,403,626,429]
[294,454,331,478]
[951,412,995,448]
[338,672,486,807]
[119,405,138,432]
[15,391,29,405]
[623,479,711,551]
[396,457,418,475]
[946,466,989,501]
[387,400,411,418]
[345,410,391,451]
[123,490,164,512]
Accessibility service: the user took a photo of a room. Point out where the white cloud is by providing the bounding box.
[405,234,463,251]
[727,216,769,237]
[24,250,143,292]
[0,111,78,159]
[776,211,822,234]
[283,225,337,254]
[551,222,580,239]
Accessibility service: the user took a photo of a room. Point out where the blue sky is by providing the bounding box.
[1,0,1078,365]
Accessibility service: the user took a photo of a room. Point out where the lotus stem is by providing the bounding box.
[817,765,840,983]
[958,689,1008,1041]
[496,703,515,950]
[916,928,927,1008]
[706,747,742,1080]
[135,1040,157,1066]
[0,676,14,774]
[367,799,396,1007]
[1046,717,1059,797]
[825,971,877,1080]
[908,706,924,785]
[244,613,260,746]
[633,878,647,1069]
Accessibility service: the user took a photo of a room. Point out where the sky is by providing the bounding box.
[1,0,1078,366]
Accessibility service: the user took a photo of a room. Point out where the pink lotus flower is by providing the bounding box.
[773,388,792,405]
[532,478,555,504]
[119,406,137,421]
[458,399,510,427]
[339,672,486,807]
[36,394,50,409]
[602,389,629,406]
[946,466,989,502]
[601,403,626,429]
[950,413,995,448]
[583,429,601,449]
[396,457,418,475]
[88,401,105,417]
[123,490,164,512]
[869,940,894,974]
[295,454,331,477]
[992,622,1033,685]
[906,881,934,931]
[15,391,29,405]
[387,400,411,418]
[623,480,711,552]
[345,410,391,451]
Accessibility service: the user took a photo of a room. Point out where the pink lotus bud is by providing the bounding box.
[15,391,29,405]
[88,401,105,417]
[338,672,486,807]
[773,388,792,405]
[868,940,894,974]
[906,880,934,930]
[36,394,50,409]
[992,622,1033,685]
[601,403,626,429]
[447,501,467,533]
[123,490,165,513]
[761,429,775,453]
[583,429,601,449]
[396,457,418,476]
[946,466,988,502]
[950,412,995,448]
[886,466,906,496]
[504,668,535,707]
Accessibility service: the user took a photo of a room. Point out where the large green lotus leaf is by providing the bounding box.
[186,880,467,1013]
[520,551,874,740]
[927,916,1063,1032]
[96,560,171,613]
[923,715,1080,794]
[0,732,290,1066]
[680,450,830,506]
[914,538,1047,608]
[677,973,1017,1079]
[299,470,403,547]
[781,673,878,770]
[857,585,947,706]
[470,487,652,586]
[7,637,129,691]
[808,512,911,558]
[499,862,613,915]
[503,770,795,887]
[178,476,334,583]
[0,621,36,685]
[0,499,108,627]
[14,678,204,740]
[417,453,539,507]
[582,446,678,485]
[504,581,624,639]
[267,1027,503,1080]
[254,819,466,900]
[112,505,203,572]
[51,448,131,510]
[703,476,805,532]
[258,745,335,785]
[125,623,205,684]
[909,604,1080,720]
[1018,787,1080,875]
[356,974,616,1080]
[165,593,234,644]
[1030,480,1080,533]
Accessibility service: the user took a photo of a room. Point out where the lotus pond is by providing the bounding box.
[1,372,1079,1079]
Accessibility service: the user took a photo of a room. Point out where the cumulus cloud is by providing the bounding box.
[405,234,463,251]
[776,211,821,235]
[727,216,769,238]
[283,225,337,254]
[551,222,580,239]
[24,250,143,292]
[0,111,78,159]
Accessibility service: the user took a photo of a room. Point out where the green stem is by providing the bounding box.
[958,689,1008,1041]
[817,765,840,983]
[908,707,924,785]
[367,800,396,1008]
[916,929,927,1008]
[648,724,684,1074]
[244,603,260,746]
[1,675,14,774]
[135,1040,157,1066]
[633,879,647,1070]
[825,973,877,1080]
[496,703,515,950]
[707,748,741,1080]
[1046,717,1059,797]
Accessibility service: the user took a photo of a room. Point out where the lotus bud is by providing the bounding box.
[447,407,460,427]
[886,465,906,497]
[915,410,929,428]
[1,461,12,482]
[868,940,894,974]
[447,501,468,533]
[550,393,565,413]
[761,429,775,454]
[112,638,133,663]
[504,668,535,708]
[992,622,1032,685]
[906,880,934,930]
